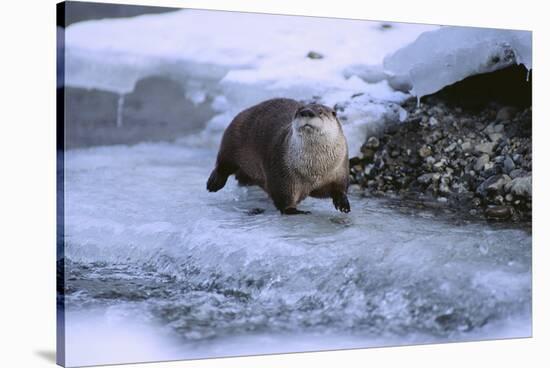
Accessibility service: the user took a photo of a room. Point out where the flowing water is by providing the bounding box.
[61,139,531,366]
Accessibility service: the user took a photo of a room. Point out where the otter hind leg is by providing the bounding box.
[283,208,311,215]
[270,186,310,215]
[235,170,257,187]
[206,162,237,192]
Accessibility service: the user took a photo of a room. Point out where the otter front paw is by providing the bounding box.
[282,208,311,215]
[333,193,351,213]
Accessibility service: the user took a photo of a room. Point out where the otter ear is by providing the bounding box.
[297,107,316,118]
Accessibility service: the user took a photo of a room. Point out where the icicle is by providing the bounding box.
[416,95,421,108]
[526,68,530,82]
[116,93,125,128]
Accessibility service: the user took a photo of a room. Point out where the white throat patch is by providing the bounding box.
[287,116,347,180]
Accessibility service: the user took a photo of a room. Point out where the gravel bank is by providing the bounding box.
[349,97,532,222]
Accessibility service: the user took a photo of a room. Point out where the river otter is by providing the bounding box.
[206,98,350,215]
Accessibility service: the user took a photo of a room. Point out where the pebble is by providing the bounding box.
[474,154,490,172]
[426,130,443,144]
[503,155,515,173]
[361,148,375,162]
[489,133,504,142]
[477,174,508,195]
[461,141,473,152]
[509,168,525,179]
[475,141,497,154]
[493,124,504,133]
[306,51,324,59]
[487,174,511,192]
[444,142,457,152]
[418,145,432,158]
[364,164,373,176]
[504,176,532,197]
[417,173,436,184]
[365,136,380,149]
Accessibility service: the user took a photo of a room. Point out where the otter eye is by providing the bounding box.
[298,108,316,118]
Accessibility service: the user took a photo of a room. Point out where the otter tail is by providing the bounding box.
[206,168,228,192]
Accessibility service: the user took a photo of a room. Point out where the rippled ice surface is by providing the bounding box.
[62,141,531,366]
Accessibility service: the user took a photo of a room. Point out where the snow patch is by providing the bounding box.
[383,27,532,99]
[64,9,438,157]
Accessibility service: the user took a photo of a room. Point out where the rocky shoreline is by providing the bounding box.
[349,96,532,223]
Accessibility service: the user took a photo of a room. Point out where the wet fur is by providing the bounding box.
[207,98,350,214]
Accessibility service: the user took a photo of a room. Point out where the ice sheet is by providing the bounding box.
[62,142,531,366]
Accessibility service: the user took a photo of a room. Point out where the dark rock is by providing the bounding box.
[461,141,473,152]
[504,176,532,197]
[247,208,265,216]
[435,311,472,332]
[426,130,443,144]
[306,51,324,59]
[488,133,504,142]
[365,136,380,149]
[496,106,518,121]
[509,168,526,179]
[481,163,499,178]
[485,206,513,220]
[503,155,515,173]
[444,142,457,153]
[494,155,505,164]
[417,173,436,184]
[361,148,376,163]
[474,154,490,172]
[429,117,439,126]
[476,174,510,196]
[493,124,504,133]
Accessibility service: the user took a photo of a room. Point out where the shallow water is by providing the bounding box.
[61,140,531,366]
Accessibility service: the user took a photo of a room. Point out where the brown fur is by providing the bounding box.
[207,98,350,214]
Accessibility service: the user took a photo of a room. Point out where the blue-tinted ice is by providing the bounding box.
[62,141,531,366]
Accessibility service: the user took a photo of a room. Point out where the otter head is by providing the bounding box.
[292,104,342,139]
